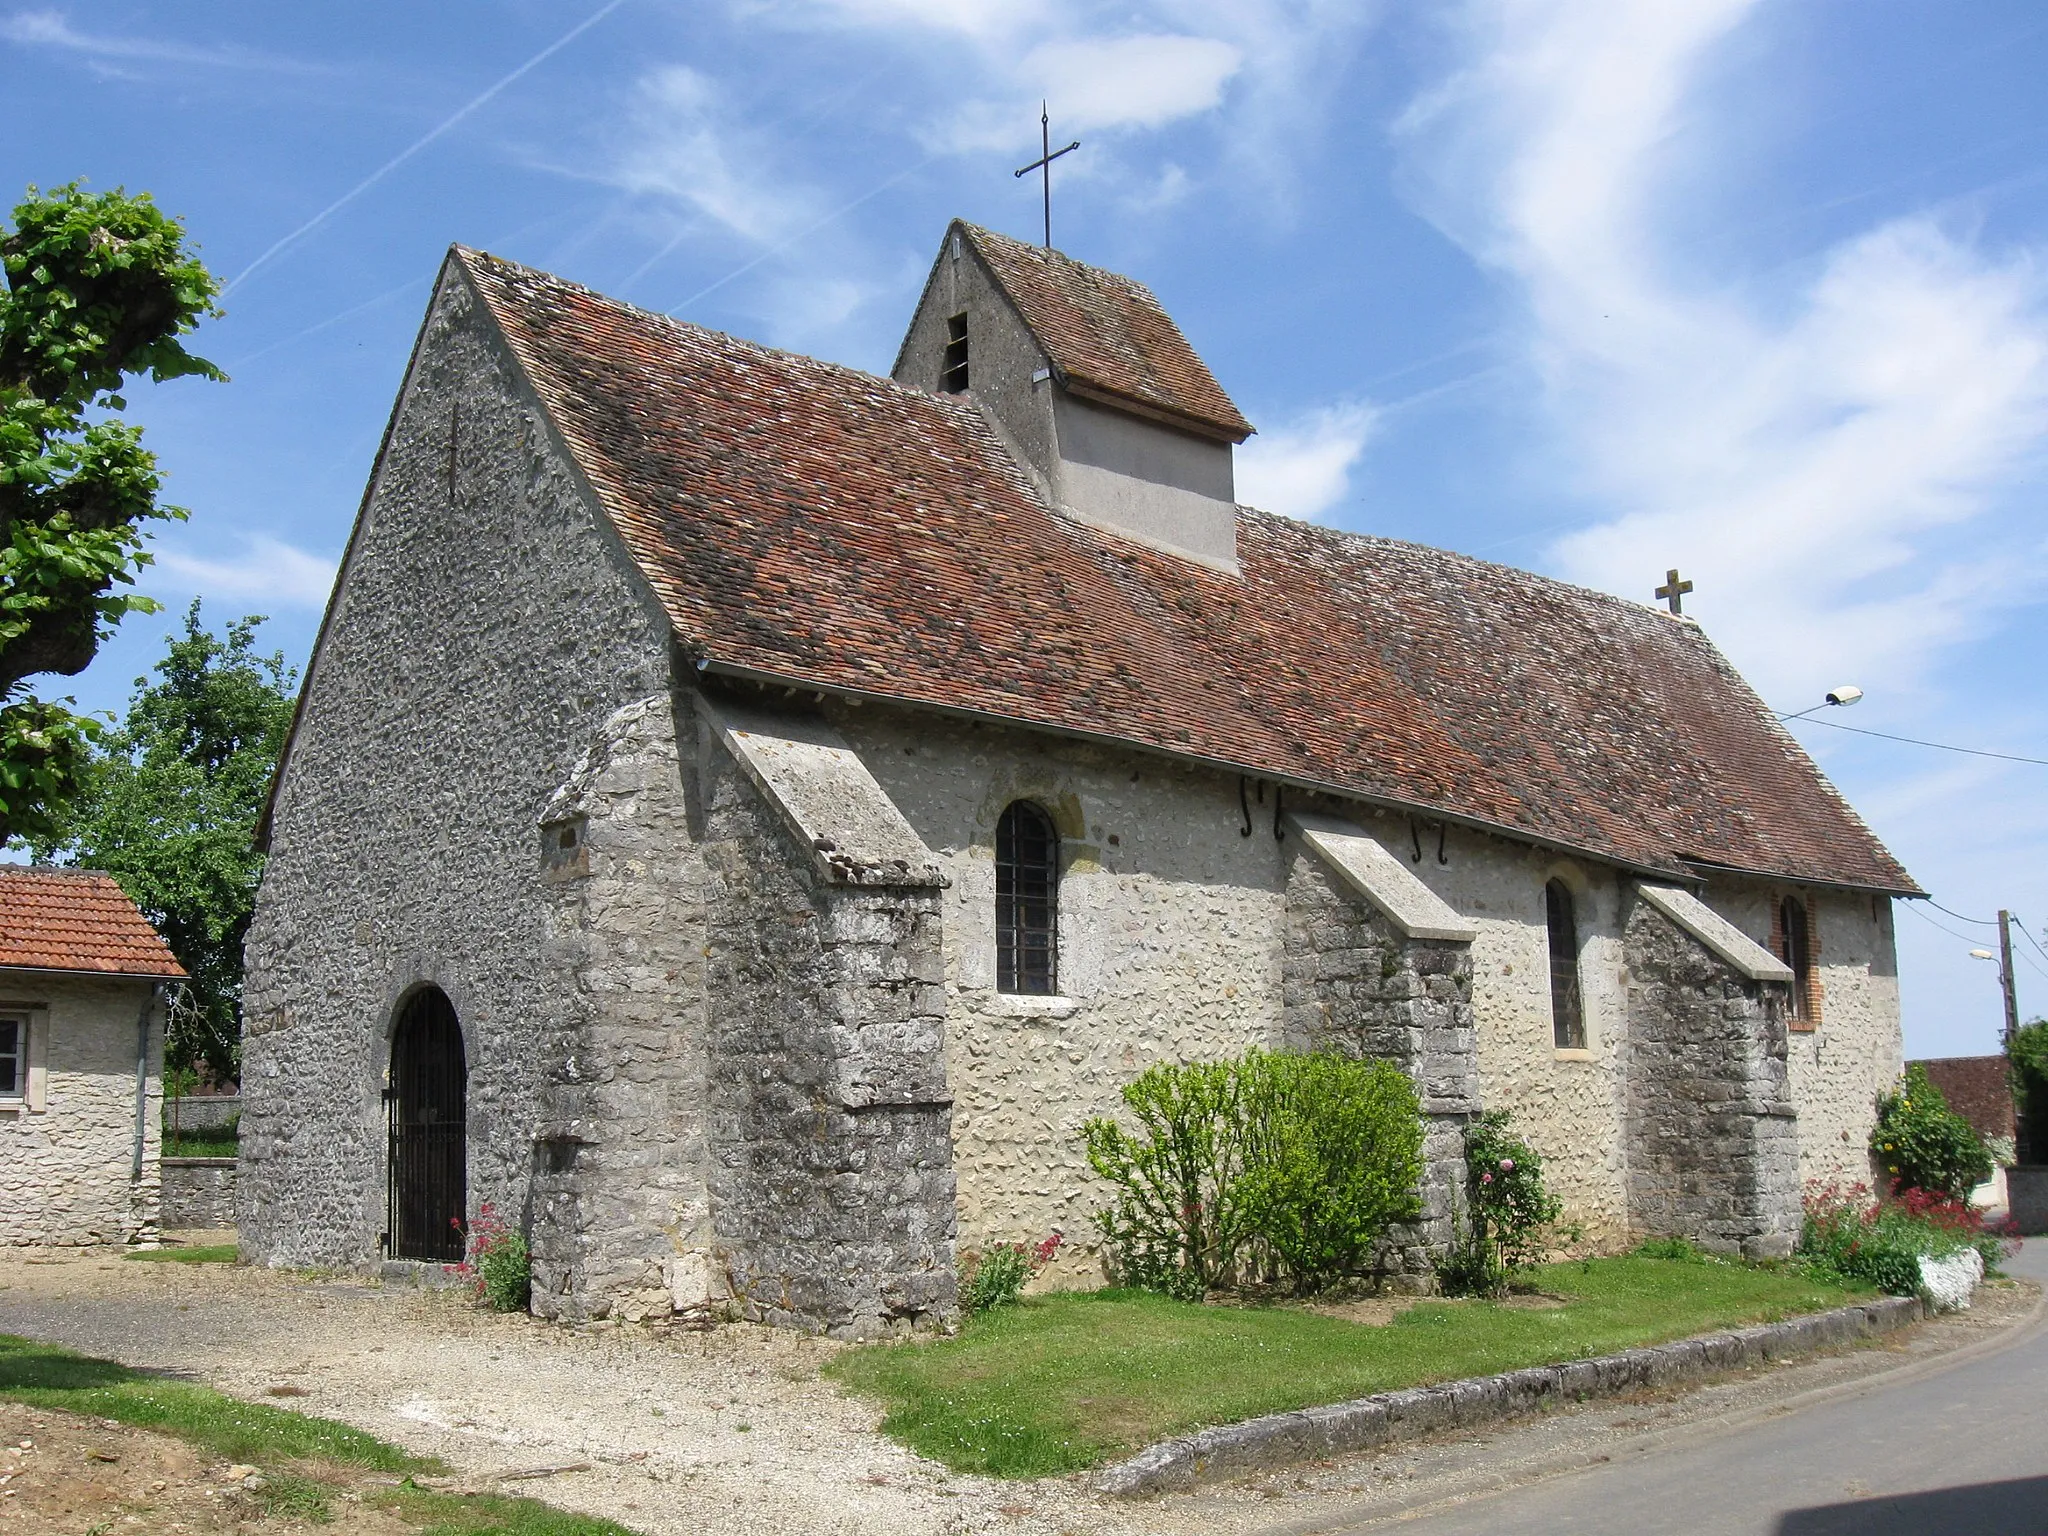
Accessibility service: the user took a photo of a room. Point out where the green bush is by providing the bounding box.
[1084,1059,1253,1300]
[2009,1019,2048,1160]
[1083,1050,1426,1299]
[1438,1111,1561,1297]
[1871,1064,1992,1200]
[456,1203,531,1313]
[961,1235,1063,1314]
[1236,1053,1424,1292]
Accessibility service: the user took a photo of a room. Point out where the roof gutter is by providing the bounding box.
[689,654,1707,893]
[0,965,189,983]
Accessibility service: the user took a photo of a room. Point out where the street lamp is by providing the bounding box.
[1779,687,1864,723]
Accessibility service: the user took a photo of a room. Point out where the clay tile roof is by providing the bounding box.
[959,223,1254,443]
[459,248,1916,895]
[0,868,186,978]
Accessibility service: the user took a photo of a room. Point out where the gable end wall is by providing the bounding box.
[239,266,673,1268]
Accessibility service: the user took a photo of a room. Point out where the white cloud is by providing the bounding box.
[1398,0,2048,707]
[151,537,338,609]
[1034,34,1242,132]
[768,0,1050,42]
[605,66,811,246]
[3,8,321,71]
[1236,401,1379,521]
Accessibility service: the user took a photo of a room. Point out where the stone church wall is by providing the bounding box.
[697,727,957,1338]
[1280,852,1478,1283]
[527,694,715,1323]
[1375,821,1634,1243]
[240,265,673,1268]
[1621,893,1801,1257]
[1701,885,1899,1193]
[844,706,1286,1284]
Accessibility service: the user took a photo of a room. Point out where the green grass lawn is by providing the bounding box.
[163,1131,238,1158]
[827,1254,1875,1477]
[0,1333,640,1533]
[124,1243,239,1264]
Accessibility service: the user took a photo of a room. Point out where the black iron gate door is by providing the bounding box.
[386,987,467,1262]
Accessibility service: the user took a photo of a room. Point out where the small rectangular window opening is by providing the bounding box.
[940,313,970,394]
[0,1017,21,1098]
[1546,881,1586,1050]
[1780,896,1816,1024]
[996,802,1058,995]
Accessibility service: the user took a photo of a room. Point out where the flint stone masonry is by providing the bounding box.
[699,713,958,1336]
[160,1158,237,1229]
[1095,1294,1924,1495]
[240,259,674,1269]
[1623,890,1801,1258]
[1283,843,1478,1283]
[0,977,163,1247]
[530,694,714,1324]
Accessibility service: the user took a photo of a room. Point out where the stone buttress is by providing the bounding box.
[1622,884,1801,1258]
[1280,812,1481,1286]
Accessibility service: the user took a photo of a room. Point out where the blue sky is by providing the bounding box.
[5,0,2045,1056]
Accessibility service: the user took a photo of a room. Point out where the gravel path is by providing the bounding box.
[0,1250,2033,1536]
[0,1251,1157,1536]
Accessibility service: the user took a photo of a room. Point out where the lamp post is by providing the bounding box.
[1970,930,2021,1048]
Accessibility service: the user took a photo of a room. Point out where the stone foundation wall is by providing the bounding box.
[1281,851,1478,1282]
[700,731,957,1338]
[161,1158,237,1229]
[0,977,162,1247]
[1622,892,1800,1257]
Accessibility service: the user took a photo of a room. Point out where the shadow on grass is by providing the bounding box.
[125,1244,238,1264]
[0,1334,432,1471]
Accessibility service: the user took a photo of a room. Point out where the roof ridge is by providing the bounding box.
[456,246,984,420]
[1231,501,1683,632]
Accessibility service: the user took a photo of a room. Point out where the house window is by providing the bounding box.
[940,313,970,393]
[1778,895,1819,1025]
[1546,880,1585,1050]
[0,1016,20,1098]
[996,801,1058,995]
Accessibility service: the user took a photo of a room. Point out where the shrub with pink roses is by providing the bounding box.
[1438,1110,1561,1297]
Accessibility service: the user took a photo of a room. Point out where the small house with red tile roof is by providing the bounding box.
[242,224,1910,1333]
[0,867,185,1247]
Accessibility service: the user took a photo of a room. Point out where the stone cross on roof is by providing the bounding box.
[1656,568,1694,616]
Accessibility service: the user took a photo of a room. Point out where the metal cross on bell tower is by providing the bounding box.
[1014,102,1080,250]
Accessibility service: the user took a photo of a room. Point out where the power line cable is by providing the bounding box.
[2010,912,2048,967]
[1789,714,2048,766]
[1903,901,1997,948]
[1926,899,2000,927]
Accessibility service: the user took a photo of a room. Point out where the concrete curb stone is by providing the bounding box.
[1094,1295,1922,1496]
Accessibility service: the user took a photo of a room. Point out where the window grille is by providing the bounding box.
[0,1018,18,1098]
[1546,880,1585,1049]
[996,801,1058,994]
[940,313,970,393]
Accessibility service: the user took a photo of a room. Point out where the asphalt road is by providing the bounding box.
[1314,1240,2048,1535]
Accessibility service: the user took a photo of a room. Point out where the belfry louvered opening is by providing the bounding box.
[996,801,1058,994]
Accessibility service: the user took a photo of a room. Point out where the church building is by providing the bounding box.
[239,222,1916,1334]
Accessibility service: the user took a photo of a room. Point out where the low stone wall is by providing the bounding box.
[1098,1294,1923,1495]
[164,1095,240,1134]
[2010,1165,2048,1236]
[160,1157,237,1230]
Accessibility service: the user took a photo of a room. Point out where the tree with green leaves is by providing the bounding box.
[1,181,223,844]
[29,603,297,1081]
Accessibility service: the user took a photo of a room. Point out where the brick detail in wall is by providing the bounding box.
[1623,892,1800,1258]
[1281,848,1479,1289]
[1767,895,1824,1031]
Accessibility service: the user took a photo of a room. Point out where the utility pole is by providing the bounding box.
[1999,909,2021,1046]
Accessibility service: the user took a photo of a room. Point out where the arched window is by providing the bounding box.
[1545,880,1585,1050]
[996,801,1059,995]
[1778,896,1816,1024]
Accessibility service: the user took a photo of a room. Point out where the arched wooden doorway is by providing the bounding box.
[385,987,467,1262]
